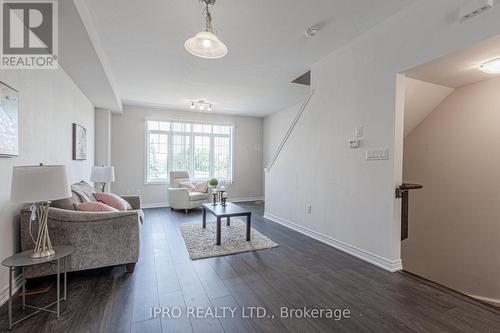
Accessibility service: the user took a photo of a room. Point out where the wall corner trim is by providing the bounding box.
[263,212,403,272]
[0,274,24,307]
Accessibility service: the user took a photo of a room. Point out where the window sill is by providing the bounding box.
[144,180,233,186]
[145,181,169,185]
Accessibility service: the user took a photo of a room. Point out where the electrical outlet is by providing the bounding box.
[356,126,363,138]
[366,149,389,161]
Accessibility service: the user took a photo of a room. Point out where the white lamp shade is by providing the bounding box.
[184,31,228,59]
[11,165,72,203]
[90,166,115,183]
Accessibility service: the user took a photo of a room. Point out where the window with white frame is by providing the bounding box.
[146,119,233,183]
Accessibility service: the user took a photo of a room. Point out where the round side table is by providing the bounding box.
[1,245,75,330]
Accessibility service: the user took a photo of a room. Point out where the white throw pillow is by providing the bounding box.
[179,180,195,191]
[193,181,208,193]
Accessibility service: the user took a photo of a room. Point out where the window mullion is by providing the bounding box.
[189,132,194,178]
[210,134,214,179]
[167,132,173,175]
[146,129,150,182]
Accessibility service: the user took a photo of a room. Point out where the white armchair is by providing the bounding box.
[168,171,212,213]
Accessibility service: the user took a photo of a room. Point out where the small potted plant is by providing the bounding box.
[208,178,218,188]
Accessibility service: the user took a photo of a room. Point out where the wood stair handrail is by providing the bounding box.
[265,89,315,173]
[397,183,423,240]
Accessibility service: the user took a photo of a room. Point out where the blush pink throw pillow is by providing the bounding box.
[93,192,132,211]
[74,202,119,212]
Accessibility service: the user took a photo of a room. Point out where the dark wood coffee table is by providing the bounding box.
[202,203,251,245]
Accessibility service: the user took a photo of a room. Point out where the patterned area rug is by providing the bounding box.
[180,219,278,260]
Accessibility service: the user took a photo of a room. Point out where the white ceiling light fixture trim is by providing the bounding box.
[185,0,228,59]
[479,57,500,74]
[305,26,319,39]
[190,99,213,111]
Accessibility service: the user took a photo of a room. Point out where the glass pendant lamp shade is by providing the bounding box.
[185,31,228,59]
[479,58,500,74]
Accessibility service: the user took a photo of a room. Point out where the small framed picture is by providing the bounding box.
[72,123,87,160]
[0,82,19,157]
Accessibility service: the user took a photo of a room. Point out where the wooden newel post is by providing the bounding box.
[396,183,423,240]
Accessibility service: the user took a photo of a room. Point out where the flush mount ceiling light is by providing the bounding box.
[479,58,500,74]
[305,26,319,39]
[185,0,228,59]
[190,99,213,111]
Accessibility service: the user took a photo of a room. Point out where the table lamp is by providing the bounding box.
[11,164,71,258]
[90,166,115,192]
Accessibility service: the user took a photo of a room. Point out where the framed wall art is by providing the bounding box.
[72,123,87,160]
[0,82,19,157]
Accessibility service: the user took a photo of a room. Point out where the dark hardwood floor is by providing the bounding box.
[1,202,499,332]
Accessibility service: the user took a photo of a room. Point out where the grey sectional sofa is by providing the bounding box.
[20,181,143,278]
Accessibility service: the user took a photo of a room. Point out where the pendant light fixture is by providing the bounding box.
[185,0,228,59]
[479,57,500,74]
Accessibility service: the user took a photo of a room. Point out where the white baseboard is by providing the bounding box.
[230,196,264,203]
[141,197,264,209]
[467,294,500,307]
[0,274,24,307]
[263,212,403,272]
[142,202,170,209]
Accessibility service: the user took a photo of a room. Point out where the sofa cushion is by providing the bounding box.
[52,197,77,210]
[189,191,209,201]
[72,181,97,203]
[94,192,132,211]
[74,202,119,212]
[170,171,190,187]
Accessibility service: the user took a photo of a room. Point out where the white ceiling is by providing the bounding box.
[403,33,500,137]
[82,0,413,116]
[403,34,500,89]
[404,78,453,137]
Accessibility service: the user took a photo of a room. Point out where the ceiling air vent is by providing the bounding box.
[459,0,494,21]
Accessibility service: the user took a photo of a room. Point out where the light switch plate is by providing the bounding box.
[356,126,363,138]
[348,139,361,149]
[366,149,389,160]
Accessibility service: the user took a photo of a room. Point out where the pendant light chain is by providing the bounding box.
[203,2,216,34]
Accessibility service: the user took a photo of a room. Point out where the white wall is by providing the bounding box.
[0,68,95,304]
[404,78,453,137]
[403,77,500,306]
[263,0,500,271]
[263,102,301,168]
[111,105,263,207]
